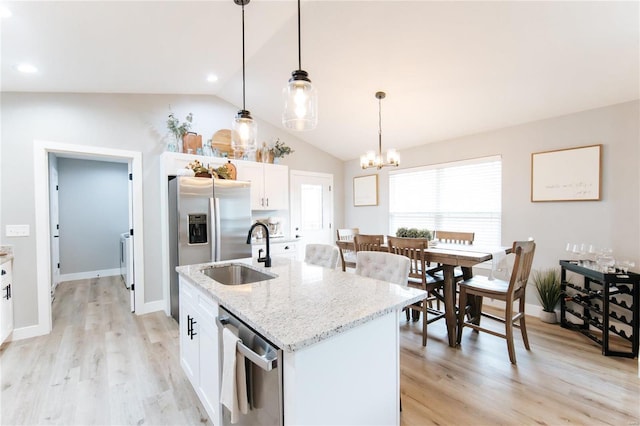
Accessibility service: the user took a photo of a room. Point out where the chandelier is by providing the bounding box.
[360,91,399,169]
[231,0,257,155]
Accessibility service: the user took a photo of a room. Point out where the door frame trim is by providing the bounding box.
[31,140,144,338]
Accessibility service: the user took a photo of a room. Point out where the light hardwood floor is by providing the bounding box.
[2,276,639,425]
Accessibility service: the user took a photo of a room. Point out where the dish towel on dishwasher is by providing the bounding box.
[220,326,249,423]
[489,250,508,280]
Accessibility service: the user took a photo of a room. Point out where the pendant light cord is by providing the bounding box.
[297,0,302,70]
[241,3,246,110]
[378,96,383,157]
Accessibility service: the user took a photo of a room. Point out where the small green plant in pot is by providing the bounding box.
[533,268,562,324]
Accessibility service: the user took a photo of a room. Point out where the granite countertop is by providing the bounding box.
[0,246,13,264]
[176,258,426,352]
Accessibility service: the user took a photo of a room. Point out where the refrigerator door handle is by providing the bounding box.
[210,197,222,261]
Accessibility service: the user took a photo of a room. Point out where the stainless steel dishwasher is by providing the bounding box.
[216,306,283,426]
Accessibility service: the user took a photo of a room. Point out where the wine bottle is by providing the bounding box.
[564,290,601,303]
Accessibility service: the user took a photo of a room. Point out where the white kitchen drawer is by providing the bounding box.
[252,241,298,260]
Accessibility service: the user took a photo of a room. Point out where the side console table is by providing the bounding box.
[560,260,639,358]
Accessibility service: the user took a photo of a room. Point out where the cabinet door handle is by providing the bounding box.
[3,285,9,300]
[187,314,193,338]
[284,246,290,250]
[1,269,5,276]
[190,316,198,340]
[266,198,269,207]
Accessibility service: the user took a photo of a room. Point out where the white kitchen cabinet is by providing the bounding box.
[236,162,289,210]
[179,277,220,425]
[0,260,13,344]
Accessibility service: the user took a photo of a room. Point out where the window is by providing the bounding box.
[389,155,502,247]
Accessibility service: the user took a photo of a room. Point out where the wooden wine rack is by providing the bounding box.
[560,260,639,358]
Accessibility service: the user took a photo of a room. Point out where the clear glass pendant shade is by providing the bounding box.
[231,110,257,155]
[282,71,318,131]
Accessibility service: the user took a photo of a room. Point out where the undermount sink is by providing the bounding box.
[201,263,276,285]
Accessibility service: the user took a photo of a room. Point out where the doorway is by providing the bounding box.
[33,140,144,337]
[289,171,334,249]
[52,156,132,310]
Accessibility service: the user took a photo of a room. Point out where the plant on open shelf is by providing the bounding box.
[269,139,294,159]
[533,268,562,323]
[186,160,231,179]
[167,111,193,152]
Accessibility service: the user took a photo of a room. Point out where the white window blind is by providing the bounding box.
[389,156,502,247]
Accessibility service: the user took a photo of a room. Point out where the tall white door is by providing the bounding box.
[290,171,333,252]
[48,154,60,298]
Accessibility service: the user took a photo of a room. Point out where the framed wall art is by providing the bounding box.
[353,174,378,206]
[531,144,602,202]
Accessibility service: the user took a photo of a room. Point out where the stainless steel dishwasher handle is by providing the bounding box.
[216,316,278,372]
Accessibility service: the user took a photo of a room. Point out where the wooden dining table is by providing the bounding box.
[338,240,511,347]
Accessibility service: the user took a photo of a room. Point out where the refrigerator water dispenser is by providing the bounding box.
[188,214,208,244]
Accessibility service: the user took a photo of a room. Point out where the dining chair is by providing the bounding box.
[456,240,536,364]
[304,244,339,269]
[355,251,410,288]
[387,236,446,346]
[353,234,384,253]
[433,230,475,245]
[336,228,359,271]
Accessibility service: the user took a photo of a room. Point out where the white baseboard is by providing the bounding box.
[9,323,50,341]
[59,268,121,282]
[136,300,165,316]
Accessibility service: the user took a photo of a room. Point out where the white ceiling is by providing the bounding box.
[2,1,638,161]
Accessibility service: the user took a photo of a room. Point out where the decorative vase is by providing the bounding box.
[167,141,178,152]
[539,310,557,324]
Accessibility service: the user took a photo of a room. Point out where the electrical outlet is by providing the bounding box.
[6,224,30,237]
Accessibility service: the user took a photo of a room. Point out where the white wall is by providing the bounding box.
[57,157,128,274]
[0,92,343,330]
[344,100,640,304]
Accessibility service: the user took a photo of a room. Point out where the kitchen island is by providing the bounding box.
[176,257,426,426]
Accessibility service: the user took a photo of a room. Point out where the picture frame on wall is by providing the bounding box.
[353,174,378,206]
[531,144,602,202]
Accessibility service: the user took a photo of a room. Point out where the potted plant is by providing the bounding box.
[395,227,433,240]
[185,160,232,179]
[269,139,294,162]
[167,111,193,152]
[533,268,562,323]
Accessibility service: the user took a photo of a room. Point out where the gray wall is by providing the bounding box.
[343,100,640,288]
[57,157,128,274]
[0,92,344,329]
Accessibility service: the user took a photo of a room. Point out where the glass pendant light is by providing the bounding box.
[360,91,400,169]
[282,0,317,131]
[231,0,257,156]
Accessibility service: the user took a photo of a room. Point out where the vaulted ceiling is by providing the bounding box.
[2,1,638,161]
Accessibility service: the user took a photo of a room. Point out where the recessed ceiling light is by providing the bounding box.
[16,63,38,74]
[0,6,12,18]
[206,74,218,83]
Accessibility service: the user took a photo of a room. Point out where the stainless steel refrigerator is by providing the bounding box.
[169,176,252,321]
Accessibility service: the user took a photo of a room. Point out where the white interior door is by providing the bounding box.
[290,171,333,252]
[48,154,60,298]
